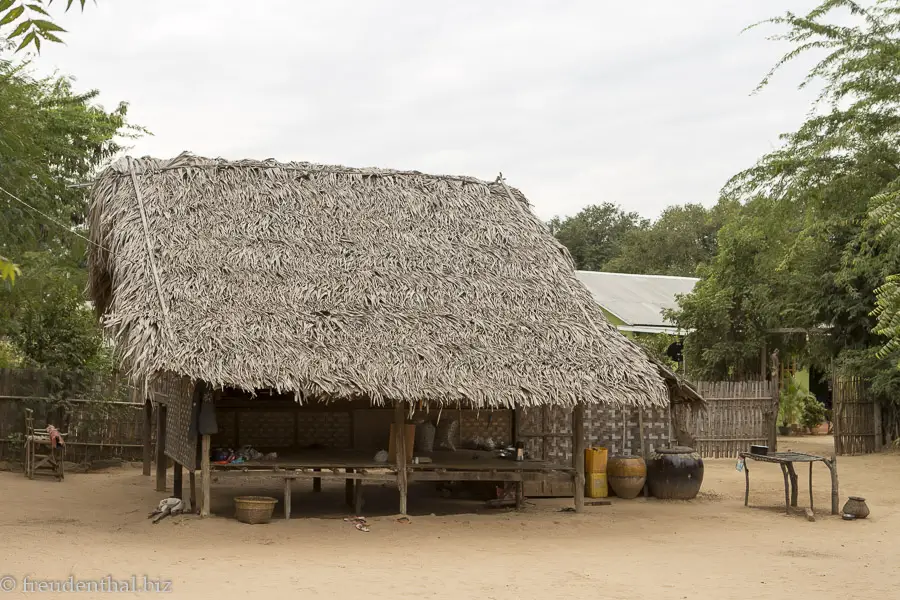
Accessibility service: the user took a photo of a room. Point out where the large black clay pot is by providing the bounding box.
[647,446,704,500]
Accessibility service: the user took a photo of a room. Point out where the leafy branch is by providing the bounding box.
[0,0,89,53]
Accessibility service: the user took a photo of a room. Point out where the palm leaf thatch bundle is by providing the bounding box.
[87,153,668,409]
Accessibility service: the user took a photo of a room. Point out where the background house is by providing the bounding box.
[574,271,697,336]
[574,271,818,402]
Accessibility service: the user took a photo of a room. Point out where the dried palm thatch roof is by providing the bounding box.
[87,153,669,409]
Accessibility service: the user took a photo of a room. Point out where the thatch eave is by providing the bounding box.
[88,152,670,410]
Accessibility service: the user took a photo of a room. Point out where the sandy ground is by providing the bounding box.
[2,435,898,599]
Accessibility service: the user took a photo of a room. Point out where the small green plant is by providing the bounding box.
[800,395,827,430]
[778,373,814,427]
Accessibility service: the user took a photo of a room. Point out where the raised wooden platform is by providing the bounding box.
[209,449,575,518]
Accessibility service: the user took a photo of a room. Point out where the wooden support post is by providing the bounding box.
[760,342,767,380]
[189,472,197,514]
[200,434,211,518]
[345,468,355,507]
[667,403,673,448]
[155,404,167,492]
[354,480,364,515]
[142,396,152,477]
[638,409,649,498]
[313,468,321,493]
[173,462,183,499]
[284,478,292,520]
[874,400,882,452]
[513,404,524,508]
[771,353,781,453]
[395,401,409,515]
[573,402,585,513]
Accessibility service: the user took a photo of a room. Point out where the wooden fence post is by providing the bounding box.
[874,399,882,452]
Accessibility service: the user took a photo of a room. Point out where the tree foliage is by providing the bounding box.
[606,201,739,277]
[0,0,88,53]
[549,203,647,271]
[0,52,141,372]
[1,56,141,269]
[672,0,900,394]
[0,251,110,372]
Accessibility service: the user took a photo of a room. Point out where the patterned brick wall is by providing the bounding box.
[212,410,352,450]
[520,405,670,464]
[205,401,667,460]
[582,405,670,459]
[459,410,513,446]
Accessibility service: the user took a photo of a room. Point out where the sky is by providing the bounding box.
[34,0,823,221]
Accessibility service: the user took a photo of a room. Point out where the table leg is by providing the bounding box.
[780,464,790,515]
[786,462,798,507]
[829,456,840,515]
[808,462,814,513]
[743,460,750,507]
[284,478,292,520]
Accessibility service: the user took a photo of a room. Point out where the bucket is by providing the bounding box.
[388,423,416,464]
[585,447,608,473]
[585,472,608,498]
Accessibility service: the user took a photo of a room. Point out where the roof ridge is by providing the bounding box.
[109,153,503,188]
[576,270,699,282]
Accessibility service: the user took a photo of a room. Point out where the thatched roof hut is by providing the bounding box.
[87,153,668,410]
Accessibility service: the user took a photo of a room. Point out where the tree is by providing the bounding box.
[549,203,648,271]
[671,0,900,396]
[0,251,110,372]
[0,0,88,53]
[873,182,900,360]
[1,56,141,271]
[0,51,142,373]
[606,200,739,277]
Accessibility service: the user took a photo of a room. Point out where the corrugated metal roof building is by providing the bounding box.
[575,271,698,335]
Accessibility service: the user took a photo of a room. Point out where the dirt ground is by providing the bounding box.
[2,436,898,599]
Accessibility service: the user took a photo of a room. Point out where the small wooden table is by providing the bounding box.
[738,451,839,515]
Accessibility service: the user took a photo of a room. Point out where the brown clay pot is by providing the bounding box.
[842,496,869,519]
[607,455,646,499]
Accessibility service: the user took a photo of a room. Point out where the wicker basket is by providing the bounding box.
[233,496,278,524]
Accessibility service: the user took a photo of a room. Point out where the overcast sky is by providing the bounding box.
[35,0,822,221]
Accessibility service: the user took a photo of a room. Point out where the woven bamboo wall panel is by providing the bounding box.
[151,372,196,470]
